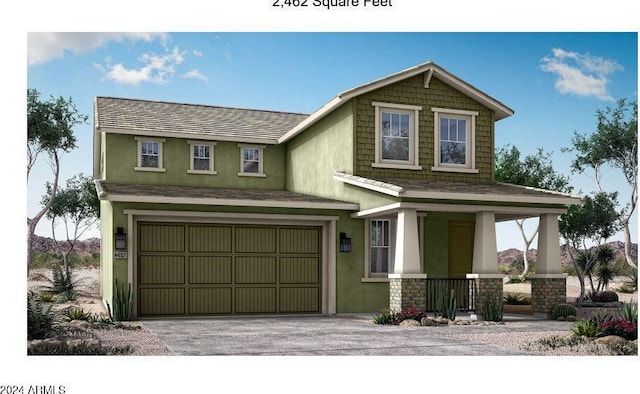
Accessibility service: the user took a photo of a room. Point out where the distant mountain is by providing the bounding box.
[498,240,638,268]
[31,235,100,257]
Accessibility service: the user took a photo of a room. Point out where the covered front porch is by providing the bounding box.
[336,173,584,319]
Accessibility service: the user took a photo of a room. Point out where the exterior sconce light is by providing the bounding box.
[339,232,351,253]
[115,227,127,250]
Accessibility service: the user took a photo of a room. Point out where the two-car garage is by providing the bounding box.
[136,222,323,317]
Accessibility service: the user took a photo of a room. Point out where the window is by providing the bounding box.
[370,219,391,275]
[135,137,165,172]
[187,141,217,174]
[372,102,422,170]
[238,144,266,177]
[432,108,479,173]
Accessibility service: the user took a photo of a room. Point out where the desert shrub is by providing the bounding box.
[37,265,86,300]
[28,341,133,355]
[503,292,527,305]
[571,319,603,338]
[600,319,637,340]
[508,257,536,277]
[393,308,427,324]
[27,291,57,340]
[551,303,577,320]
[506,276,529,284]
[619,302,637,324]
[372,309,396,325]
[63,307,93,322]
[592,290,619,303]
[484,295,503,322]
[38,292,56,303]
[30,252,62,269]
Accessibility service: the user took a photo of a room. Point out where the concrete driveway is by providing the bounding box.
[142,314,574,356]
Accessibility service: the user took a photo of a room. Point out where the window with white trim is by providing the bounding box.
[372,102,422,170]
[238,144,266,177]
[135,137,166,172]
[432,108,479,173]
[370,219,391,275]
[187,141,217,174]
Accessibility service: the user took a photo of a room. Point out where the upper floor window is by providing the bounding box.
[431,108,479,174]
[372,102,422,171]
[238,144,266,177]
[135,137,166,172]
[187,141,217,174]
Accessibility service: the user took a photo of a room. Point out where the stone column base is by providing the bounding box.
[389,276,427,312]
[531,274,567,316]
[467,274,503,320]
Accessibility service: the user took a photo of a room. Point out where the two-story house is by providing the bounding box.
[93,61,582,319]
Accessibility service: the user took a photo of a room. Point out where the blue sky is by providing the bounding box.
[25,31,638,251]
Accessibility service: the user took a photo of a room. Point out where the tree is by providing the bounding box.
[559,192,621,306]
[42,174,100,272]
[27,89,87,273]
[495,145,573,277]
[565,98,638,269]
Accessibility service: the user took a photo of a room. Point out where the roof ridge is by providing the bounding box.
[95,96,309,117]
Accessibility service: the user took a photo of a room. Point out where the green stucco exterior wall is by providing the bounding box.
[103,134,287,190]
[354,74,495,182]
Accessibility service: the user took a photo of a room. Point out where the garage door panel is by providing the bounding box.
[235,227,276,253]
[280,228,320,254]
[189,288,232,315]
[235,257,276,284]
[280,287,319,313]
[139,288,185,315]
[139,224,185,252]
[279,257,319,284]
[189,256,232,284]
[189,225,232,253]
[235,287,276,314]
[138,256,185,285]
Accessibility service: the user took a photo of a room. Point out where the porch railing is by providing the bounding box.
[425,278,477,312]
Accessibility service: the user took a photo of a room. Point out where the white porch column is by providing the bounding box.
[392,208,422,275]
[471,211,498,274]
[536,213,562,274]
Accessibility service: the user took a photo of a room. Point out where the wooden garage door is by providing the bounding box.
[136,222,322,317]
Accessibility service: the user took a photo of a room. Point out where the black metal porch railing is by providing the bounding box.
[425,278,477,312]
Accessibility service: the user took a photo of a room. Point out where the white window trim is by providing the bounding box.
[372,102,422,170]
[361,215,424,282]
[187,140,217,175]
[134,137,166,172]
[431,108,479,174]
[238,144,266,178]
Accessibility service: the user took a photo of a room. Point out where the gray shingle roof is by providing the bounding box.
[96,181,359,210]
[94,97,309,142]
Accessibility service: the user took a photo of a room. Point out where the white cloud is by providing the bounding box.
[193,49,203,57]
[27,32,167,65]
[182,69,208,82]
[102,47,186,85]
[540,48,623,101]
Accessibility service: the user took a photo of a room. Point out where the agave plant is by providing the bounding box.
[619,302,638,324]
[34,264,87,301]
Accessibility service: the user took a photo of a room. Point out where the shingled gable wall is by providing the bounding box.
[354,74,495,182]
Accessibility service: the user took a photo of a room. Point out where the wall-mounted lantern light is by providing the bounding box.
[115,227,127,250]
[339,232,351,253]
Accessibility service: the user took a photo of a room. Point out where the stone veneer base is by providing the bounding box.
[389,278,426,312]
[531,277,566,315]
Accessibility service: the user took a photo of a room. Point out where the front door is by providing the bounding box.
[448,221,474,278]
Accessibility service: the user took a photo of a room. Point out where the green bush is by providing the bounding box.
[372,309,397,325]
[619,302,638,324]
[571,319,603,338]
[37,265,85,300]
[503,292,527,305]
[28,341,133,355]
[551,303,577,320]
[27,291,57,340]
[38,292,56,303]
[63,307,92,322]
[592,291,619,303]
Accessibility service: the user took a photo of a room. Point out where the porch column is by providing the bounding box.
[467,211,503,319]
[532,213,567,317]
[389,208,426,312]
